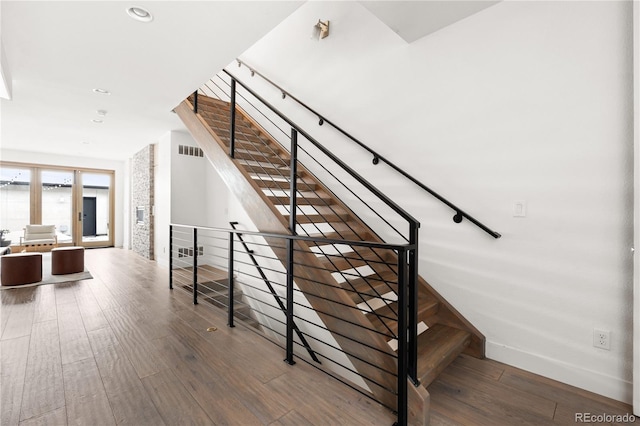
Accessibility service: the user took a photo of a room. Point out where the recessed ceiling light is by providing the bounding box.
[127,6,153,22]
[92,119,104,124]
[97,110,108,117]
[82,141,90,145]
[92,88,110,95]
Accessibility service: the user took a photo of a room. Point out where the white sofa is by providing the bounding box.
[20,225,58,251]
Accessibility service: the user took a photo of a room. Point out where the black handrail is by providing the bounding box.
[171,223,416,251]
[229,221,321,364]
[233,59,501,239]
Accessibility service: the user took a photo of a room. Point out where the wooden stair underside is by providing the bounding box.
[176,94,485,414]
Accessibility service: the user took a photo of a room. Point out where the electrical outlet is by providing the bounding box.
[593,329,611,350]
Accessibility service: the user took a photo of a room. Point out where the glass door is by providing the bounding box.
[76,171,114,247]
[0,162,115,249]
[41,169,74,245]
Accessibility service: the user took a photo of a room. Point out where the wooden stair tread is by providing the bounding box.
[234,147,281,157]
[343,269,398,303]
[207,124,265,141]
[365,291,440,337]
[289,212,350,224]
[230,150,280,162]
[207,128,268,146]
[303,230,369,246]
[267,192,334,206]
[191,94,227,107]
[254,178,317,191]
[241,163,290,176]
[416,324,471,387]
[320,248,391,272]
[224,140,275,153]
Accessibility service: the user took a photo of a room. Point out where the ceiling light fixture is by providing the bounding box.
[92,88,111,95]
[127,6,153,23]
[313,19,330,40]
[97,110,108,117]
[92,119,104,124]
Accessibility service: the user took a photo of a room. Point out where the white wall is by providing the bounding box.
[152,130,232,267]
[0,0,13,101]
[154,132,172,267]
[205,158,230,228]
[633,0,639,416]
[170,130,230,229]
[237,1,635,402]
[0,148,126,247]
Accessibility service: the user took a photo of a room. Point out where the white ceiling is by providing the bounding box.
[0,1,302,161]
[0,1,498,162]
[361,1,500,43]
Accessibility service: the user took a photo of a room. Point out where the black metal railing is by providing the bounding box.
[230,221,320,363]
[170,223,415,424]
[231,59,501,239]
[189,72,423,425]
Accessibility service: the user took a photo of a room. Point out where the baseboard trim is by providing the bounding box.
[486,341,632,404]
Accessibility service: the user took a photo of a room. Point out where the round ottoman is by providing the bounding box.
[52,246,85,275]
[1,252,43,286]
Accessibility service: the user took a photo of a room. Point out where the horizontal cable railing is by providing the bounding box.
[187,66,426,423]
[197,74,418,243]
[231,59,501,239]
[170,223,414,423]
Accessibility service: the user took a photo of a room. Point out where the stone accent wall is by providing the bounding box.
[132,145,154,259]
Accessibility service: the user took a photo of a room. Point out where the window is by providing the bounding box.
[0,162,115,248]
[0,166,31,244]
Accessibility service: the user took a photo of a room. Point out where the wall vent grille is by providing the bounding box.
[178,145,204,157]
[177,246,204,258]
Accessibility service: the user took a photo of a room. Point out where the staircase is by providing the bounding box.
[175,92,485,424]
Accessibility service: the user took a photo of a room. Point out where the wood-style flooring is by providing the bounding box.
[0,248,634,425]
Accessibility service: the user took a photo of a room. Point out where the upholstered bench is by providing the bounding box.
[52,246,84,275]
[1,252,43,286]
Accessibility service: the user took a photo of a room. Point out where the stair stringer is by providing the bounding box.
[175,100,399,409]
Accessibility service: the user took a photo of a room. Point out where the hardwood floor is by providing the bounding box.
[0,248,635,425]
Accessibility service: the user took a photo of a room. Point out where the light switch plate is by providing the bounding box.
[513,201,527,217]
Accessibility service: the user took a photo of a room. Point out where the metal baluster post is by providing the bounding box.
[284,238,296,365]
[228,231,235,327]
[229,79,236,158]
[169,225,173,290]
[396,248,408,426]
[193,90,198,114]
[289,128,298,234]
[408,222,420,384]
[193,228,198,305]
